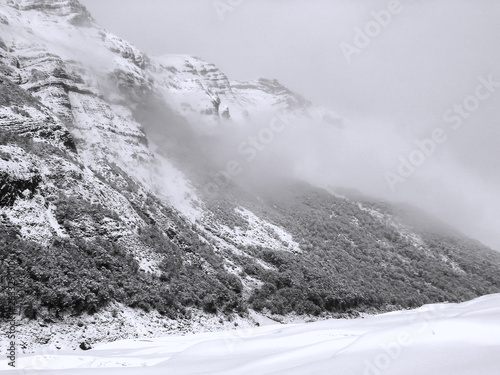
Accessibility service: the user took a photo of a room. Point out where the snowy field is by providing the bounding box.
[3,294,500,374]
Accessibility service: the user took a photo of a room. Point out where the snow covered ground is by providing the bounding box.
[3,293,500,374]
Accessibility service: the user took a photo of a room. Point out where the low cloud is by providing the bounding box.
[81,0,500,250]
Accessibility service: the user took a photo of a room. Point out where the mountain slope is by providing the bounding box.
[1,0,500,351]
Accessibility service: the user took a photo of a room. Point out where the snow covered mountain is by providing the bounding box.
[1,0,500,353]
[0,0,339,258]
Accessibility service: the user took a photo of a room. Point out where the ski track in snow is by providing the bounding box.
[3,293,500,374]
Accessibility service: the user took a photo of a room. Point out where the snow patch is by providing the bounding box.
[219,206,301,253]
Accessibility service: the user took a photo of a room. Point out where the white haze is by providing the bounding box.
[80,0,500,251]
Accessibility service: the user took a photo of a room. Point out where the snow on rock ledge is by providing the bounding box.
[216,206,301,253]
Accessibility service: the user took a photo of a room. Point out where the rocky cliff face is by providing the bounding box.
[0,0,341,249]
[1,0,500,353]
[6,0,93,26]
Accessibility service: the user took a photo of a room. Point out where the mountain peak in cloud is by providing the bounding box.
[5,0,93,26]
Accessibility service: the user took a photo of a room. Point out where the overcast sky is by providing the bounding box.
[80,0,500,250]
